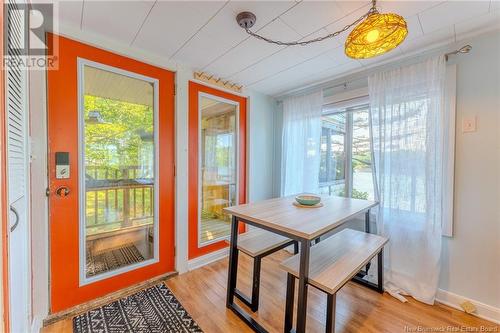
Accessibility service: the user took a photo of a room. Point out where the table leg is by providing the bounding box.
[377,249,384,292]
[226,215,239,307]
[365,209,371,233]
[226,216,269,333]
[295,238,311,333]
[251,257,262,312]
[365,209,371,273]
[325,293,336,333]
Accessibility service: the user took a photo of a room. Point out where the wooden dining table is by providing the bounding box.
[223,195,379,333]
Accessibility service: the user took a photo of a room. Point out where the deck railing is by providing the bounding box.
[85,166,154,237]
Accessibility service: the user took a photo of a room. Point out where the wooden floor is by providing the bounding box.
[42,250,498,333]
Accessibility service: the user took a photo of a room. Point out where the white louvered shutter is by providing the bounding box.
[5,1,31,332]
[6,1,28,205]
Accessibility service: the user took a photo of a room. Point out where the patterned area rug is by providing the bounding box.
[86,244,145,277]
[73,284,204,333]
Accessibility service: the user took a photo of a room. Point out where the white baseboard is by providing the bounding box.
[187,247,229,271]
[31,314,44,333]
[436,289,500,324]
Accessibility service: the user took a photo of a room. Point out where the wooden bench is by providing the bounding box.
[280,228,388,333]
[227,229,298,312]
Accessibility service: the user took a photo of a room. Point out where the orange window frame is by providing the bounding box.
[188,81,247,259]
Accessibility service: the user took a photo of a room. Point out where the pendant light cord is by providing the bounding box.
[243,0,377,46]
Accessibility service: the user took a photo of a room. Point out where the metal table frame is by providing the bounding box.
[226,208,381,333]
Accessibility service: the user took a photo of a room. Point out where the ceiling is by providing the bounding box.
[84,65,154,106]
[54,0,500,96]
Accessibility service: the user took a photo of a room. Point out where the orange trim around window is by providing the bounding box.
[188,81,247,259]
[0,2,11,331]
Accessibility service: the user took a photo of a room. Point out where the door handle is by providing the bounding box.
[56,186,70,197]
[10,206,19,232]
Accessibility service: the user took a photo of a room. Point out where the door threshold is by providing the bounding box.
[43,271,178,327]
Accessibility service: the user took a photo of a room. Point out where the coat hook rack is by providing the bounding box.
[194,72,243,93]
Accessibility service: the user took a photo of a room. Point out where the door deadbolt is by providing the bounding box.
[55,186,70,197]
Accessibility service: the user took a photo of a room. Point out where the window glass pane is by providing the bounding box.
[319,105,374,200]
[319,113,346,196]
[83,64,155,278]
[200,96,237,244]
[351,109,374,200]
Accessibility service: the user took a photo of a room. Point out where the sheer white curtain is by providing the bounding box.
[281,91,323,196]
[368,56,446,304]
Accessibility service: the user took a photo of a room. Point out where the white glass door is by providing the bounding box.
[198,94,238,246]
[78,59,159,283]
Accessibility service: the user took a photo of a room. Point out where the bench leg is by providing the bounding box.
[236,239,297,313]
[293,241,299,254]
[326,294,336,333]
[251,257,262,312]
[234,256,261,312]
[284,273,295,333]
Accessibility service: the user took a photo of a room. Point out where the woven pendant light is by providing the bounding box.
[345,3,408,59]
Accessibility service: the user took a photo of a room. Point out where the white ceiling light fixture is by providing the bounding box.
[236,0,409,59]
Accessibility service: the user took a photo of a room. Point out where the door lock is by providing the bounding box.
[55,152,70,179]
[55,186,70,197]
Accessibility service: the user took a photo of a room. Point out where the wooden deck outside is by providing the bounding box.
[200,218,231,243]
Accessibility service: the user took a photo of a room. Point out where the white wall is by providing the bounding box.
[439,30,500,309]
[272,103,283,197]
[173,67,192,275]
[245,90,277,202]
[29,65,49,332]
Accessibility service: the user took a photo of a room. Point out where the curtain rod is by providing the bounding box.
[276,44,472,101]
[444,45,472,61]
[275,76,368,103]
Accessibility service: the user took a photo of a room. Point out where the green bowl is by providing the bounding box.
[295,194,321,206]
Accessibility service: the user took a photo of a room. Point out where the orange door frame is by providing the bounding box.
[0,2,11,331]
[188,81,247,259]
[47,34,176,312]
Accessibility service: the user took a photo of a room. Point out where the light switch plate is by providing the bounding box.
[462,116,476,133]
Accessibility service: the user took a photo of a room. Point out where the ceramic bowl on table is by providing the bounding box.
[295,194,321,206]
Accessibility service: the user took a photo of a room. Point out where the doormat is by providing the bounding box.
[86,243,145,277]
[73,284,204,333]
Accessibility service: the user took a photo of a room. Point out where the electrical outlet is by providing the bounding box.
[462,116,477,133]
